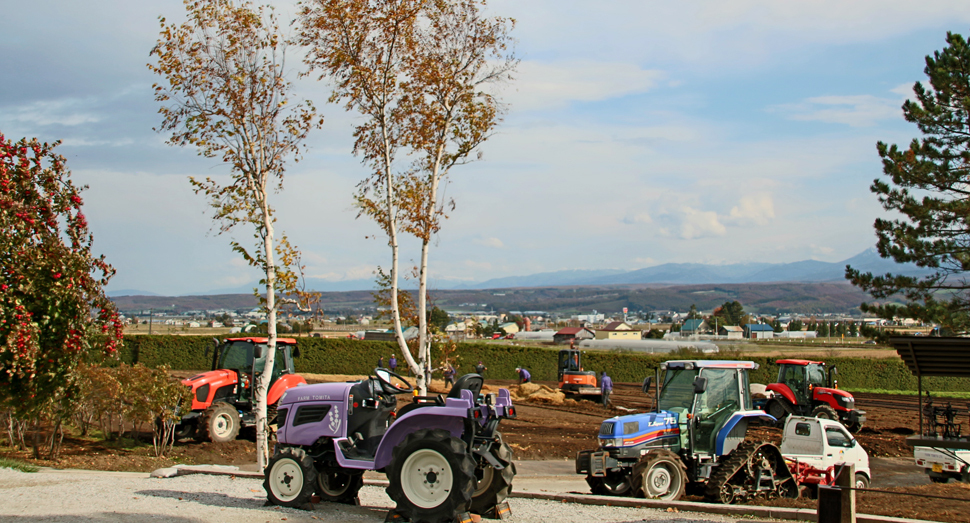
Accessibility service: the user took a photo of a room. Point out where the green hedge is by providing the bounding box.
[112,335,970,392]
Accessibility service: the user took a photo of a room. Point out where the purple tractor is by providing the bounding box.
[263,368,517,523]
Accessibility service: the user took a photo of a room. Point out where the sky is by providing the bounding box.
[2,1,970,296]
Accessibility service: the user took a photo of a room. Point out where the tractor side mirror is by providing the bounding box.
[692,376,708,394]
[254,346,265,359]
[206,337,219,358]
[831,366,838,376]
[293,347,301,358]
[642,377,652,393]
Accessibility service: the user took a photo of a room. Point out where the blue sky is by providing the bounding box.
[2,1,969,296]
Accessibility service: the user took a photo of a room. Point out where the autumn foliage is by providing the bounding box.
[0,133,123,457]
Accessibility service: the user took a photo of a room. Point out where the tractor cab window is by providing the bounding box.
[659,368,699,411]
[220,342,253,371]
[691,368,741,455]
[780,364,808,403]
[253,345,288,385]
[807,364,826,388]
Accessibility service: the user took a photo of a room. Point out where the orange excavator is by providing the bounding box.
[557,348,602,402]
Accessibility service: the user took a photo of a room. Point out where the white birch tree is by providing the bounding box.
[149,0,322,468]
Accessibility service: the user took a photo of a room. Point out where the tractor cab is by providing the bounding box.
[212,337,298,405]
[660,360,755,457]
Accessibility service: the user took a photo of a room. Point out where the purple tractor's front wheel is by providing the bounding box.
[386,429,476,523]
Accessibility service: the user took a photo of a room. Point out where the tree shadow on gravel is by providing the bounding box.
[12,515,201,523]
[136,489,266,509]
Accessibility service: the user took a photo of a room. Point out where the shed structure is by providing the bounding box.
[889,336,970,449]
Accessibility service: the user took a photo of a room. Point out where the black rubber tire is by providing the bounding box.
[766,399,792,423]
[844,420,864,433]
[854,473,870,490]
[264,447,317,508]
[174,421,196,440]
[811,404,839,421]
[197,402,240,443]
[586,471,632,496]
[470,434,516,513]
[386,428,476,523]
[631,449,687,501]
[315,467,364,504]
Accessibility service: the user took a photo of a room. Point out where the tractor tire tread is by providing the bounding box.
[386,428,476,523]
[631,449,687,500]
[196,402,240,443]
[704,441,797,503]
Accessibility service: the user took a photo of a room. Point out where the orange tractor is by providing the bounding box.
[557,348,602,402]
[176,337,307,442]
[763,359,866,433]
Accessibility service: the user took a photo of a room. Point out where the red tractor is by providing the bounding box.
[764,359,866,433]
[176,337,307,442]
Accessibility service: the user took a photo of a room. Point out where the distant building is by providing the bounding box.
[681,319,711,335]
[595,321,640,340]
[744,323,775,339]
[719,325,744,339]
[498,322,520,334]
[554,327,595,345]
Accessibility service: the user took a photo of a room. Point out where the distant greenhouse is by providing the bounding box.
[513,330,555,341]
[577,339,719,353]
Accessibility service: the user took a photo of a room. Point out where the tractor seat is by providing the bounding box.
[447,373,484,399]
[396,394,445,418]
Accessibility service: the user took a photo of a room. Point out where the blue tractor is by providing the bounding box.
[576,360,798,503]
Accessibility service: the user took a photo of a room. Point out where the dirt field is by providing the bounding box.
[3,373,968,522]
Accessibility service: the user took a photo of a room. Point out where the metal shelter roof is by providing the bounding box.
[889,336,970,377]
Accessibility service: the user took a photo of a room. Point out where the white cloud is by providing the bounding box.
[473,237,505,248]
[506,60,664,111]
[622,213,653,225]
[3,98,103,127]
[727,194,775,226]
[669,207,727,240]
[769,94,902,127]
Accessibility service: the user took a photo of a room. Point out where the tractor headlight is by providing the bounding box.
[601,438,623,447]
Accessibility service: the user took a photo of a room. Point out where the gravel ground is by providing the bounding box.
[0,468,779,523]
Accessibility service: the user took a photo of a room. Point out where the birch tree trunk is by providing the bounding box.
[256,199,277,470]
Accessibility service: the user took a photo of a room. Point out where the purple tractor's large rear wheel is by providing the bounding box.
[470,432,516,513]
[386,428,476,523]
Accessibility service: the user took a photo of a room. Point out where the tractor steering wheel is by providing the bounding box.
[706,400,738,420]
[374,368,414,395]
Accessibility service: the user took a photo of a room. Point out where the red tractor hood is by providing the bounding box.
[813,387,853,400]
[183,370,238,410]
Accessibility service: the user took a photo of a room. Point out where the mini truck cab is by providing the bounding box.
[576,360,796,503]
[265,369,519,522]
[780,416,870,492]
[176,337,307,442]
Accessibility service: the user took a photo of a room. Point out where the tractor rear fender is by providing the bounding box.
[268,374,307,405]
[372,406,467,469]
[715,411,776,456]
[765,383,797,406]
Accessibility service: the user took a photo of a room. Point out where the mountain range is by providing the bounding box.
[107,248,929,297]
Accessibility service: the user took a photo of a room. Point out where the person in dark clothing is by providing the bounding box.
[515,367,531,384]
[443,362,457,387]
[378,356,384,368]
[475,360,486,377]
[389,354,397,372]
[600,371,613,407]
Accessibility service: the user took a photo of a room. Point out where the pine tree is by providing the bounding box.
[847,32,970,332]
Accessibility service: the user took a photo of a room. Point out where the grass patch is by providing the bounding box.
[0,457,39,473]
[847,388,970,399]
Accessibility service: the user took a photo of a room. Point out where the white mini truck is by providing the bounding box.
[914,446,970,483]
[780,416,871,492]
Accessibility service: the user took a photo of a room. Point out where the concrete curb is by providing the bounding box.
[152,468,937,523]
[507,491,938,523]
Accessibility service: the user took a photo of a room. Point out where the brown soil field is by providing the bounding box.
[2,373,965,522]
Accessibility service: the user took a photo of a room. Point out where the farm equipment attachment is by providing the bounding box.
[264,369,517,523]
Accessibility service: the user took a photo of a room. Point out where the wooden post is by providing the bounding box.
[817,463,855,523]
